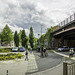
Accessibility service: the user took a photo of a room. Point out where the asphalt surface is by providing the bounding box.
[56,51,75,56]
[0,51,65,75]
[56,51,69,55]
[33,51,63,72]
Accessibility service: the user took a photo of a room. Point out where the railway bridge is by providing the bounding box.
[51,13,75,49]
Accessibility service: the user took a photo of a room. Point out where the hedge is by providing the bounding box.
[0,53,23,60]
[0,48,12,52]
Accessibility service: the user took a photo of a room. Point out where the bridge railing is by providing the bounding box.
[57,13,75,29]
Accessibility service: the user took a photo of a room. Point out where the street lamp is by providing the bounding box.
[38,34,40,45]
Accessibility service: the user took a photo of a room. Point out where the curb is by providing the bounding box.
[29,62,63,75]
[51,50,75,60]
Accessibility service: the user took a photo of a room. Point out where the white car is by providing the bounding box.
[58,47,64,51]
[58,46,69,51]
[12,47,18,52]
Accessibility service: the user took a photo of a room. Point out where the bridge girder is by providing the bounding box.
[53,27,75,40]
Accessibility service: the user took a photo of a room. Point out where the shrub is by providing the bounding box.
[0,57,4,60]
[32,47,37,50]
[0,53,23,60]
[9,55,15,59]
[0,48,12,52]
[5,56,9,60]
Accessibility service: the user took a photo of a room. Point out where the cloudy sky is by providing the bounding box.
[0,0,75,37]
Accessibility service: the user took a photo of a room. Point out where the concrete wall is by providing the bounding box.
[52,37,75,49]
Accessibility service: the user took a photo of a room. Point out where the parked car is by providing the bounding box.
[58,46,69,51]
[20,47,25,52]
[12,47,18,52]
[58,47,64,51]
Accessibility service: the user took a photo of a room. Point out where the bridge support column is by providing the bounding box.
[60,37,64,46]
[51,37,65,49]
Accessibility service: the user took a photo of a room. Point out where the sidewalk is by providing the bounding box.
[26,52,38,74]
[0,52,38,75]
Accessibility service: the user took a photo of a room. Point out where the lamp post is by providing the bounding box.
[38,34,40,45]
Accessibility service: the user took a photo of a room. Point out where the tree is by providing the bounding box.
[21,29,28,48]
[18,30,22,42]
[23,37,28,49]
[39,34,45,46]
[34,38,38,45]
[47,29,51,48]
[0,32,1,45]
[29,27,34,48]
[14,31,19,47]
[0,32,1,39]
[45,25,59,48]
[1,25,13,44]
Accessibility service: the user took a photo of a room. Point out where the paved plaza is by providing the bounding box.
[0,50,75,75]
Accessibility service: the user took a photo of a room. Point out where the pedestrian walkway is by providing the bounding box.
[26,52,38,74]
[0,51,38,75]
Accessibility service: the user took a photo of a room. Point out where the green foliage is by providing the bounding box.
[34,38,38,45]
[51,25,60,32]
[23,37,28,49]
[21,29,26,41]
[29,27,34,48]
[0,32,1,39]
[1,25,13,44]
[0,53,23,60]
[0,48,12,52]
[21,29,28,48]
[46,29,51,47]
[33,46,37,50]
[18,30,22,42]
[14,31,19,47]
[45,25,60,48]
[39,34,45,45]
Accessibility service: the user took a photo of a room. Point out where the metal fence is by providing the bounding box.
[57,13,75,29]
[63,62,75,75]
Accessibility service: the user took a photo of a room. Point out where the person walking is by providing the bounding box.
[43,47,46,56]
[69,48,74,57]
[30,47,32,53]
[41,46,44,56]
[25,50,29,61]
[72,48,74,57]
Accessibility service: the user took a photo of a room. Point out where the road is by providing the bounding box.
[33,51,63,72]
[56,51,75,57]
[57,51,69,55]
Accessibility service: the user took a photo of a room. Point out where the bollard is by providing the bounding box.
[63,62,67,75]
[6,70,8,75]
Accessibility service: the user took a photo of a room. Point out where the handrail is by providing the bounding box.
[53,13,75,32]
